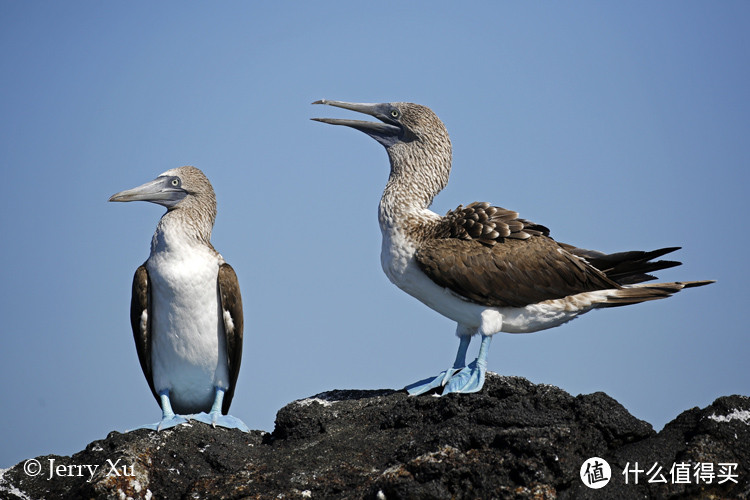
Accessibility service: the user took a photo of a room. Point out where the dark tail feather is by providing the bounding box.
[599,280,715,307]
[589,247,682,284]
[680,280,716,289]
[562,245,687,284]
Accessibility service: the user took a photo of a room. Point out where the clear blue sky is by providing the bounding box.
[1,2,748,468]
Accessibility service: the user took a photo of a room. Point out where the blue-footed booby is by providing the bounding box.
[109,166,249,431]
[312,100,714,396]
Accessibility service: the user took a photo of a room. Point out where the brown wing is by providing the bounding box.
[131,264,159,404]
[415,203,620,307]
[218,263,243,415]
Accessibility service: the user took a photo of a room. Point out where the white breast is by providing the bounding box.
[380,217,490,330]
[147,229,229,413]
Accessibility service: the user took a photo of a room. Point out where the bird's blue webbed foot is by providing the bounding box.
[443,334,492,394]
[405,334,471,396]
[442,357,487,394]
[129,391,190,432]
[188,388,250,432]
[190,412,250,432]
[153,414,190,431]
[406,334,492,396]
[405,366,462,396]
[443,334,491,394]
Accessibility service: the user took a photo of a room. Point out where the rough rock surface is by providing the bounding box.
[1,374,748,499]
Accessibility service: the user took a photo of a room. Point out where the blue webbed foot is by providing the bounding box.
[405,367,461,396]
[405,334,471,395]
[442,358,486,394]
[407,334,492,396]
[190,411,250,432]
[188,387,250,432]
[127,391,189,432]
[130,414,189,432]
[443,334,491,394]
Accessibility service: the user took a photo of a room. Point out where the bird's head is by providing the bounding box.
[109,166,218,244]
[109,165,214,208]
[312,100,450,149]
[109,165,217,227]
[312,100,452,200]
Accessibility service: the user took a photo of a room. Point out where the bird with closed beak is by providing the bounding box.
[110,166,248,431]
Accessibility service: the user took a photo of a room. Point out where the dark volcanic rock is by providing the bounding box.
[1,374,748,499]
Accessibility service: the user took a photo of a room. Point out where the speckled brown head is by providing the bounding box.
[313,100,453,208]
[109,165,217,244]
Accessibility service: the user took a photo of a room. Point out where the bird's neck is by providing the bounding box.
[151,208,214,256]
[379,177,434,224]
[378,140,451,227]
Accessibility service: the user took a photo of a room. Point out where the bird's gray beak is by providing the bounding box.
[312,99,401,147]
[109,176,187,208]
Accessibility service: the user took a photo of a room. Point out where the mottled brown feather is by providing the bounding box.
[435,202,550,245]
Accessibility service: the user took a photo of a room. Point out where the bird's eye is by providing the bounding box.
[171,178,180,187]
[391,110,400,118]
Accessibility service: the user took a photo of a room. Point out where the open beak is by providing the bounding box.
[312,99,402,147]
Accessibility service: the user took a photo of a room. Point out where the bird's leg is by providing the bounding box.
[160,392,176,419]
[437,334,471,386]
[189,387,250,432]
[443,334,492,395]
[405,332,473,396]
[155,391,191,430]
[128,390,189,432]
